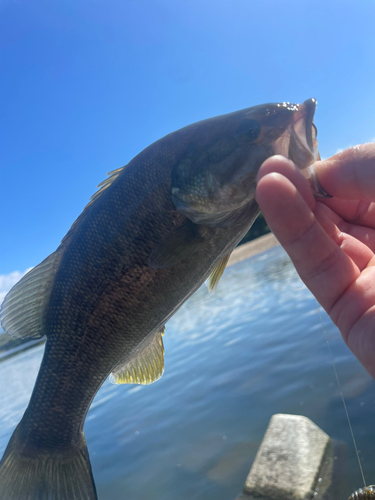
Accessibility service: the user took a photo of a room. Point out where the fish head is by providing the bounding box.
[171,98,319,227]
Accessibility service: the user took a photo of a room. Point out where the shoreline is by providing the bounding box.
[228,232,279,267]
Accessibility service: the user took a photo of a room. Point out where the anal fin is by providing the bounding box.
[110,327,165,385]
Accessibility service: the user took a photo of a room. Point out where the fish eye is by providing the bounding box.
[235,119,260,141]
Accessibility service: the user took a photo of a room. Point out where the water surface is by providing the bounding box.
[1,246,374,499]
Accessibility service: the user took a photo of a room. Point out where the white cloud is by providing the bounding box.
[0,269,32,305]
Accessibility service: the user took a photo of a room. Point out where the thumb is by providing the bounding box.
[315,143,375,201]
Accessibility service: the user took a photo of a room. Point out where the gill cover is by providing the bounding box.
[170,98,318,229]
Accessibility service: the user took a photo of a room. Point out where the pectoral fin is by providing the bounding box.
[148,222,203,269]
[110,327,165,385]
[207,252,232,293]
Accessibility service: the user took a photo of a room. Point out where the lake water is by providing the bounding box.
[0,246,374,499]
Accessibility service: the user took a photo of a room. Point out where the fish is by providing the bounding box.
[0,98,319,499]
[348,486,375,499]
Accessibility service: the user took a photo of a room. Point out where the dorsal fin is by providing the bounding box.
[110,327,165,385]
[0,251,62,339]
[207,252,232,293]
[61,166,125,245]
[86,167,124,208]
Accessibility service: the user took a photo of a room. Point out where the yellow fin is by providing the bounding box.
[207,252,232,293]
[110,327,165,385]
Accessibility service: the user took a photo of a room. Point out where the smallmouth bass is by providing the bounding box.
[0,99,319,499]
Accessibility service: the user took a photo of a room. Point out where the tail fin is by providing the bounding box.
[0,426,97,500]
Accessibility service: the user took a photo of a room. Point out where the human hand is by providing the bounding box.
[255,143,375,378]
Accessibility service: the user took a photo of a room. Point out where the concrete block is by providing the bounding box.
[243,414,330,500]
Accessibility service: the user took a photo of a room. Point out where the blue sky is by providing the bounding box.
[1,0,375,301]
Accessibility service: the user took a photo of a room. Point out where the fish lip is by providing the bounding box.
[303,98,317,150]
[294,98,317,152]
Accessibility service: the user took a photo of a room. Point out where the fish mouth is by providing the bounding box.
[293,98,317,153]
[273,98,319,167]
[275,98,319,169]
[301,98,318,151]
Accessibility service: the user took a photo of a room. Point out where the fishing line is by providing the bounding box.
[315,299,366,488]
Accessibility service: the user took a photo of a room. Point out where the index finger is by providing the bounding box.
[315,143,375,201]
[255,158,360,315]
